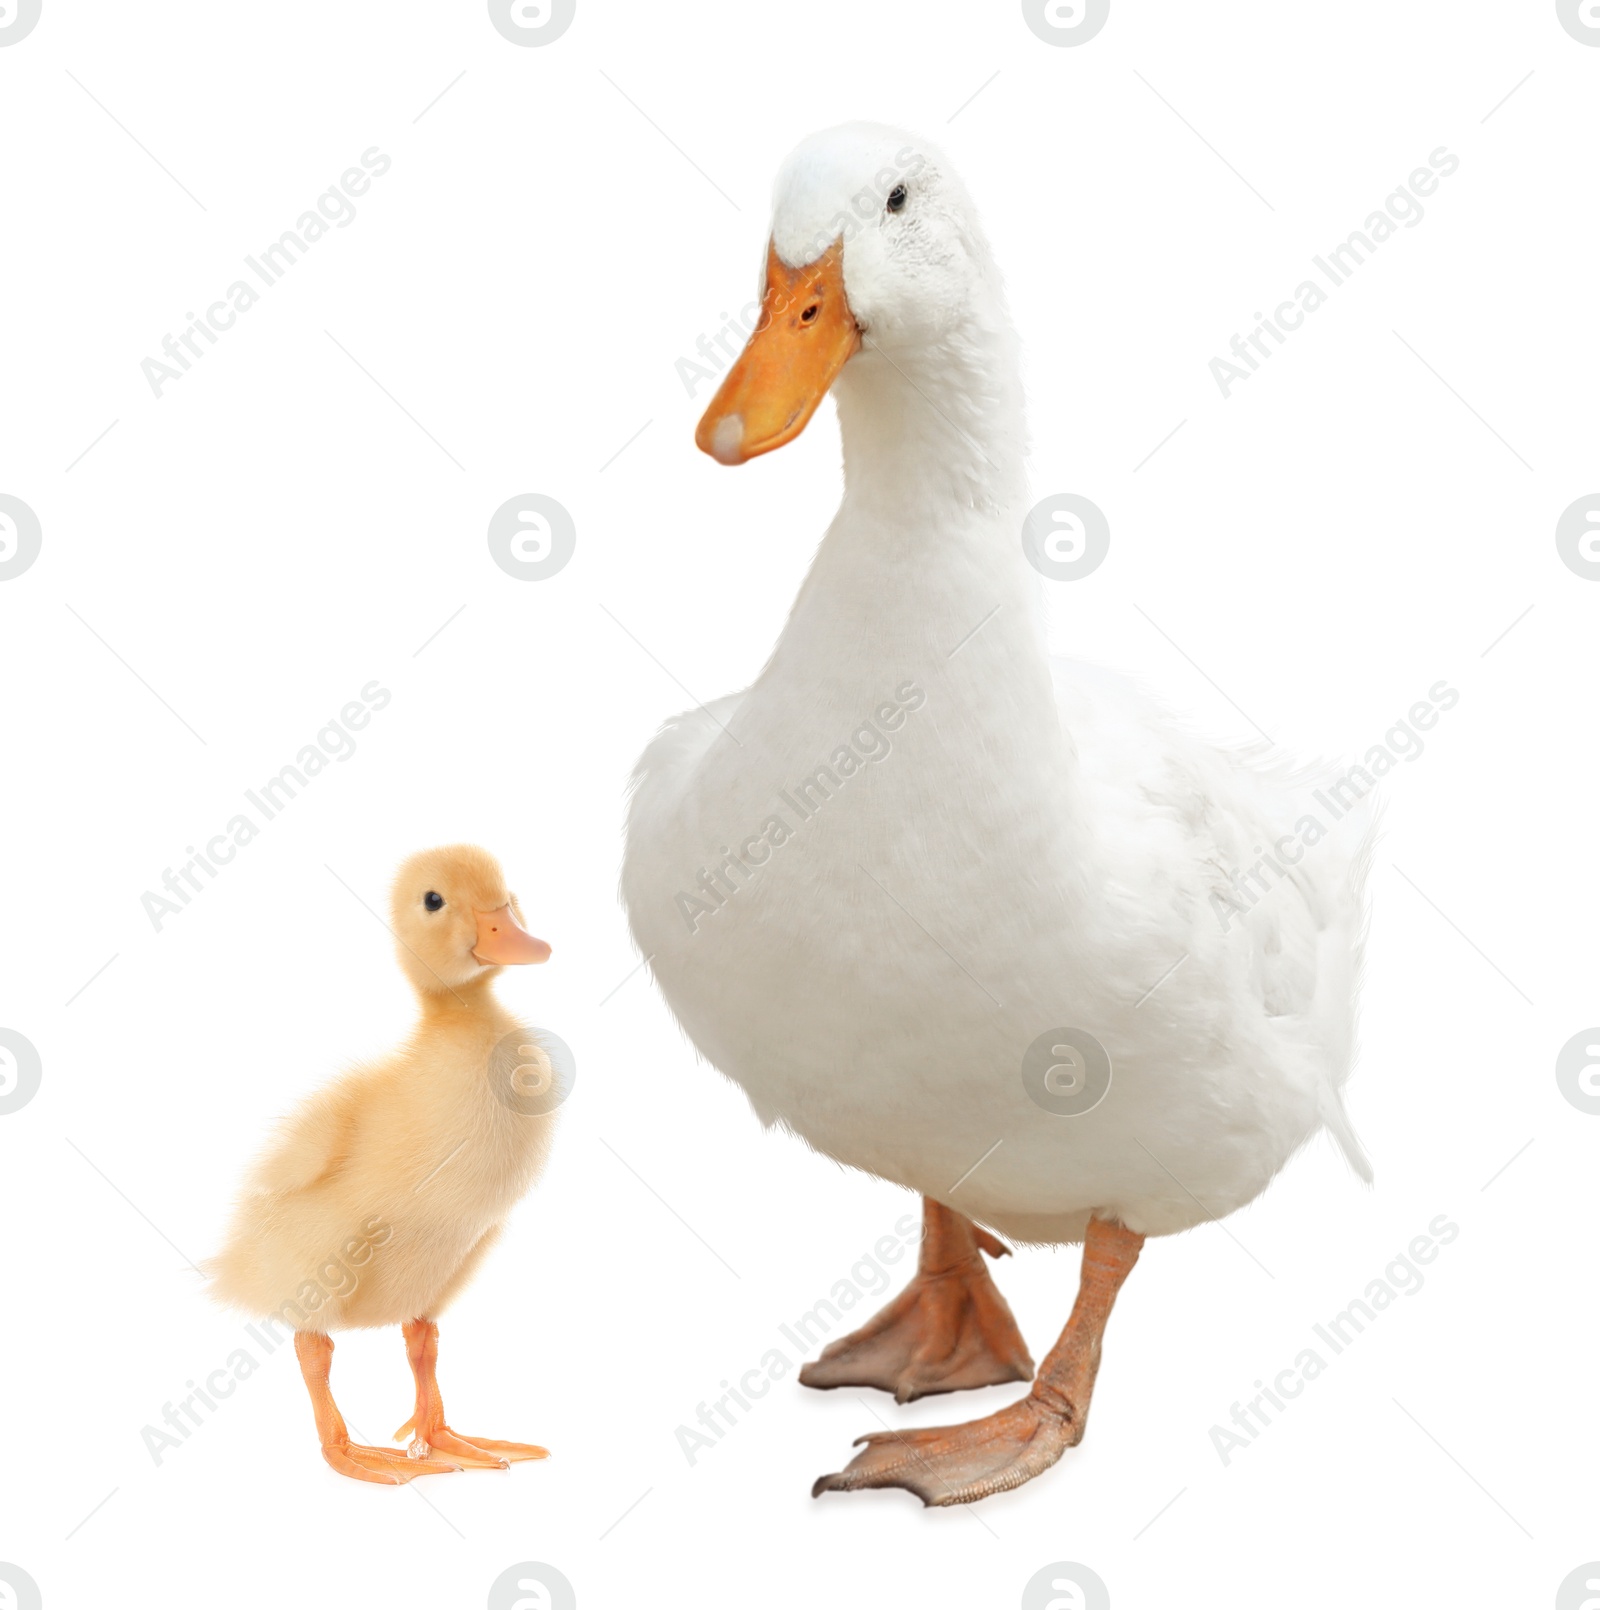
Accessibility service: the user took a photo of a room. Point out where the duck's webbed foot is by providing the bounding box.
[812,1215,1145,1506]
[799,1198,1033,1403]
[812,1396,1074,1506]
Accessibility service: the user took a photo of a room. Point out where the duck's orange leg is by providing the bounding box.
[799,1197,1034,1402]
[293,1331,461,1485]
[393,1317,549,1470]
[813,1216,1144,1506]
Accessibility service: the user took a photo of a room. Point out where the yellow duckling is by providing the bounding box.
[209,845,558,1484]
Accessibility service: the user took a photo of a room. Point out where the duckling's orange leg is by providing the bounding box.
[293,1331,461,1485]
[813,1216,1144,1506]
[799,1198,1034,1402]
[394,1318,549,1470]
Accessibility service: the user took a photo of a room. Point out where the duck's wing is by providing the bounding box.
[1052,655,1378,1179]
[1165,746,1379,1183]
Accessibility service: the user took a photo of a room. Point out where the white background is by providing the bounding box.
[2,2,1596,1606]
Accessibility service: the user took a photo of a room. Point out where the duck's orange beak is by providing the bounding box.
[472,906,551,965]
[695,238,860,466]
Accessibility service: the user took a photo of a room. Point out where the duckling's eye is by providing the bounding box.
[886,184,908,214]
[423,891,444,912]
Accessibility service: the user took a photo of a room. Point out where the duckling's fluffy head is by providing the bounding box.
[389,844,545,993]
[770,121,998,347]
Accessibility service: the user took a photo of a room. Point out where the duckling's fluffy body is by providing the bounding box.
[210,846,554,1332]
[209,1007,553,1330]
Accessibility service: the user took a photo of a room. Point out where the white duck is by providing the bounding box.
[622,122,1374,1507]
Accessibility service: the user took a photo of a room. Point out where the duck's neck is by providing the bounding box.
[757,316,1049,715]
[837,316,1028,517]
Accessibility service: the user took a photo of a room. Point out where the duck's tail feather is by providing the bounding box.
[1318,1081,1373,1184]
[1309,803,1378,1184]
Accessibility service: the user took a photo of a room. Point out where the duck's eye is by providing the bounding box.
[800,304,819,324]
[886,184,908,214]
[424,891,444,912]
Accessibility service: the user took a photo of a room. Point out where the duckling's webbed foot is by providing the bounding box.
[397,1423,549,1469]
[798,1198,1033,1403]
[293,1330,462,1485]
[325,1441,463,1484]
[397,1318,550,1472]
[812,1216,1144,1506]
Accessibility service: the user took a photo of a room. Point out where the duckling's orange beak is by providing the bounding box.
[695,238,860,465]
[472,906,551,965]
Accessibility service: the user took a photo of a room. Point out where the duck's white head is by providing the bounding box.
[696,122,1010,468]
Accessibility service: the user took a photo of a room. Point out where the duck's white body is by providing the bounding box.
[622,124,1372,1245]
